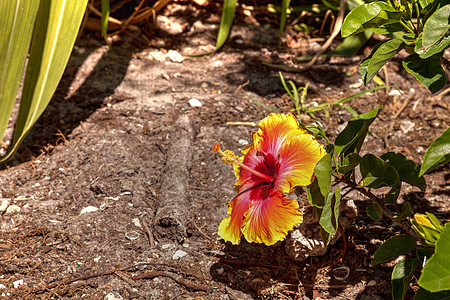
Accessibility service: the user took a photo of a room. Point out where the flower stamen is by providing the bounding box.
[213,144,274,183]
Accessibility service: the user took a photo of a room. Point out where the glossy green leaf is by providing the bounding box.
[320,226,332,248]
[419,223,450,292]
[402,52,447,93]
[320,188,341,235]
[419,127,450,176]
[335,106,382,157]
[422,4,450,48]
[395,201,412,220]
[381,152,426,191]
[414,288,450,300]
[101,0,110,40]
[370,22,405,35]
[415,31,450,59]
[0,0,40,147]
[341,1,403,37]
[315,153,332,197]
[215,0,237,51]
[279,0,291,41]
[418,0,434,10]
[392,259,419,300]
[338,153,362,174]
[361,38,405,85]
[360,154,400,188]
[1,0,88,162]
[329,30,373,56]
[371,234,417,265]
[366,202,383,221]
[307,178,325,208]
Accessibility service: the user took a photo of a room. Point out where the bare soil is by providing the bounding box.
[0,2,449,299]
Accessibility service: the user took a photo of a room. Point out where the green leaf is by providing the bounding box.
[101,0,110,40]
[402,52,447,93]
[338,153,362,174]
[341,1,403,37]
[315,153,332,197]
[418,0,434,10]
[360,154,400,188]
[329,30,373,57]
[215,0,237,51]
[419,223,450,292]
[366,202,383,221]
[307,178,325,208]
[415,30,450,59]
[279,0,291,41]
[0,0,40,147]
[335,106,382,157]
[419,127,450,176]
[361,38,405,85]
[384,185,401,204]
[392,259,419,300]
[422,4,450,49]
[332,86,388,107]
[381,152,426,191]
[320,226,332,248]
[1,0,88,162]
[371,234,417,265]
[414,288,450,300]
[320,188,341,235]
[370,22,405,35]
[395,201,413,220]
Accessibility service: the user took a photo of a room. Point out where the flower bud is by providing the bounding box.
[411,213,444,246]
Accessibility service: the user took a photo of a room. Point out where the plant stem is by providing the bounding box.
[400,20,415,34]
[415,2,422,32]
[337,175,419,239]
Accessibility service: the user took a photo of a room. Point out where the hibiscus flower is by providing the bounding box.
[213,113,325,245]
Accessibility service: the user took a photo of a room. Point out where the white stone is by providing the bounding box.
[238,139,249,146]
[5,205,20,214]
[400,120,415,133]
[172,250,188,260]
[13,279,23,288]
[105,292,123,300]
[0,199,10,213]
[188,98,202,107]
[388,89,402,96]
[167,50,184,63]
[79,206,99,215]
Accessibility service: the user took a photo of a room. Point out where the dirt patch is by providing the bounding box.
[0,2,449,299]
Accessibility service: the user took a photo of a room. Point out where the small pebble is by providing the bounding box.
[367,280,377,286]
[161,243,173,250]
[167,50,184,63]
[172,250,188,260]
[238,139,249,146]
[104,292,123,300]
[79,206,99,215]
[388,89,402,96]
[6,205,20,214]
[216,267,224,275]
[0,199,10,213]
[13,279,23,288]
[189,98,202,107]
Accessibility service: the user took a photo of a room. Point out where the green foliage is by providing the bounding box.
[360,38,405,85]
[381,152,426,191]
[319,188,340,235]
[419,223,450,292]
[0,1,40,146]
[392,259,419,300]
[334,106,382,157]
[371,235,417,265]
[395,202,413,220]
[216,0,237,51]
[314,153,332,197]
[101,0,110,40]
[342,0,450,93]
[0,0,88,163]
[366,202,383,221]
[360,154,400,188]
[419,127,450,176]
